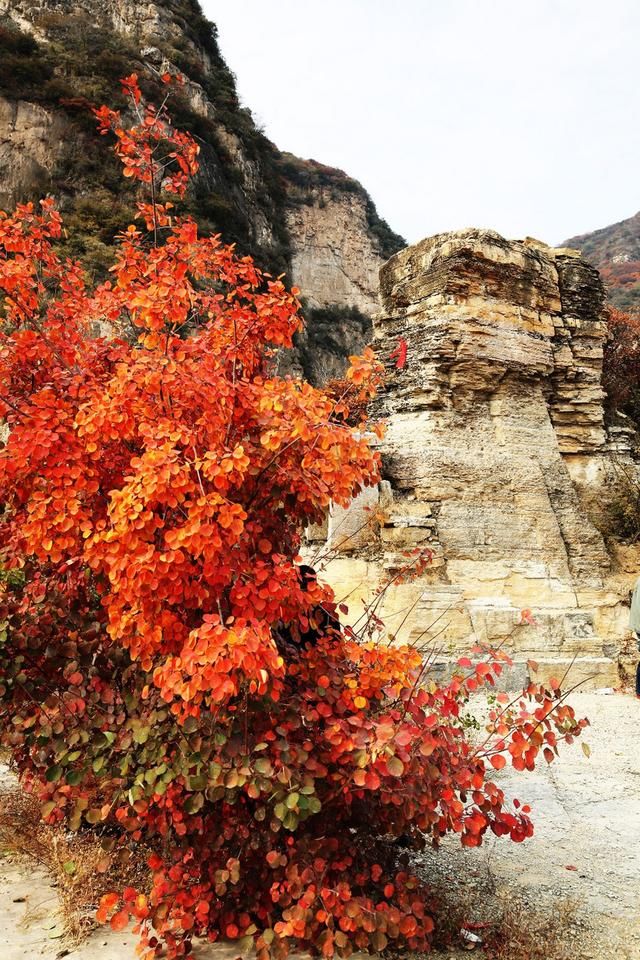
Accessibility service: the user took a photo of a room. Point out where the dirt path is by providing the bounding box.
[1,691,639,959]
[415,690,640,958]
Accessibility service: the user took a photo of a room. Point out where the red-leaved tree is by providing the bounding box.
[0,76,587,959]
[603,305,640,421]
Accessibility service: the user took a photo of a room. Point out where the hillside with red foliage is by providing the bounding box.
[564,211,640,311]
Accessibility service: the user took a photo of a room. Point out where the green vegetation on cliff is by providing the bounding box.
[0,8,292,277]
[0,1,404,280]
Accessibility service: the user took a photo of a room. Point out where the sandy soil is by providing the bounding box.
[414,689,640,959]
[1,690,639,959]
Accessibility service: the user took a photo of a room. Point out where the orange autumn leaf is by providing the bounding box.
[110,910,130,932]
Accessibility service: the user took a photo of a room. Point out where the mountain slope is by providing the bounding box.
[0,0,405,380]
[564,211,640,312]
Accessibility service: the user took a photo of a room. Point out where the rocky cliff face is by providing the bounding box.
[287,193,382,315]
[313,230,639,688]
[0,96,71,207]
[0,0,405,379]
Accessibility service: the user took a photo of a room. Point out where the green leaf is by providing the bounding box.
[283,810,298,831]
[286,792,299,810]
[184,793,204,814]
[387,756,404,777]
[205,786,225,802]
[372,932,388,952]
[128,786,143,804]
[45,764,62,783]
[188,774,207,791]
[354,749,368,768]
[63,860,76,875]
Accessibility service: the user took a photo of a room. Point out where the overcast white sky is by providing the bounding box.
[205,1,640,247]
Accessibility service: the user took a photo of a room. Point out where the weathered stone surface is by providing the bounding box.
[316,229,640,685]
[0,97,70,212]
[285,192,385,316]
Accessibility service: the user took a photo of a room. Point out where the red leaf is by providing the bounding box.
[389,337,408,370]
[110,909,129,932]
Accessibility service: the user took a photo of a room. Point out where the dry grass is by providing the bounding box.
[485,894,580,960]
[428,877,582,960]
[0,785,148,944]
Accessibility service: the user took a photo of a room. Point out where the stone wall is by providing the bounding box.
[311,229,640,688]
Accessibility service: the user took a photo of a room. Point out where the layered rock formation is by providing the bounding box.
[0,0,404,380]
[313,229,639,688]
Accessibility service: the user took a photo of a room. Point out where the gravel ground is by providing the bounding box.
[0,690,638,959]
[414,689,640,959]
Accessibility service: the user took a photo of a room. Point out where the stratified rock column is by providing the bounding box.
[318,229,631,689]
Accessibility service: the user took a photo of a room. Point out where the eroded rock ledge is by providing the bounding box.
[313,229,639,688]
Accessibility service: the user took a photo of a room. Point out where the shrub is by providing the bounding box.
[602,306,640,421]
[596,458,640,543]
[0,24,54,99]
[0,78,587,960]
